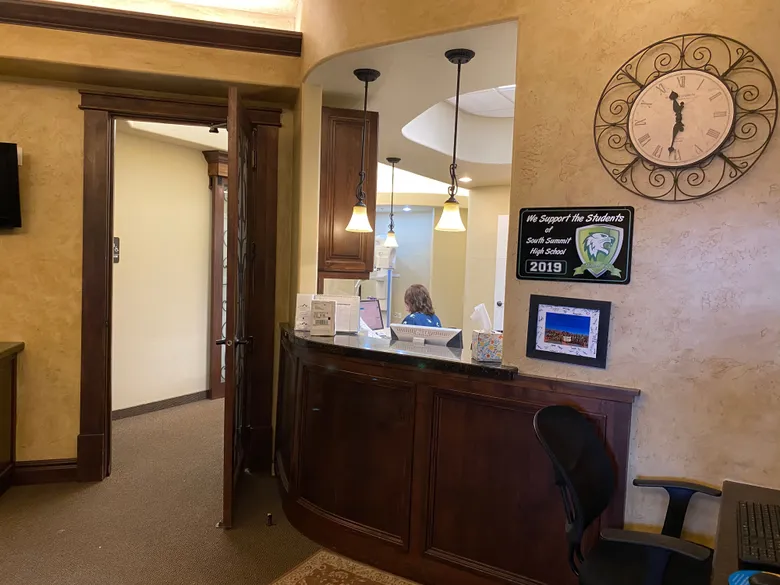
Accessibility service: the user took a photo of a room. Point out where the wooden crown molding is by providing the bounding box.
[79,91,283,127]
[0,0,302,57]
[203,150,228,178]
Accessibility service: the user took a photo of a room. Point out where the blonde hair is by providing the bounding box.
[404,284,435,316]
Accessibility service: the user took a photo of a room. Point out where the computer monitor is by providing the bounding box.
[390,324,463,348]
[359,299,384,330]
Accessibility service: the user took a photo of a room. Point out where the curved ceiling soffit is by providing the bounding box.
[301,16,518,83]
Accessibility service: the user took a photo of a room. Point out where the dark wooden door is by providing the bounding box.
[317,107,378,291]
[221,87,254,529]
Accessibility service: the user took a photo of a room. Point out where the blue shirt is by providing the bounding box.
[402,313,442,328]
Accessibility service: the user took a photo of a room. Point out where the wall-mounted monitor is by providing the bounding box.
[0,143,21,229]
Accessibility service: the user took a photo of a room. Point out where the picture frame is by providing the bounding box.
[526,294,612,369]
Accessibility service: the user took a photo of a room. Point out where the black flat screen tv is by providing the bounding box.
[0,142,21,229]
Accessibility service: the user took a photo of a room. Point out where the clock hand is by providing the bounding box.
[668,91,685,153]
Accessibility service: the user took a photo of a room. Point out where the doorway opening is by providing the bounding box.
[77,90,281,529]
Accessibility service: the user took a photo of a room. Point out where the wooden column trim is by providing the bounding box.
[205,150,227,400]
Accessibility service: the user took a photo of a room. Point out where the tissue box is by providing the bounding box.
[471,331,503,363]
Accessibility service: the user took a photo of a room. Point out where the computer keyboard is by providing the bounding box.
[738,501,780,571]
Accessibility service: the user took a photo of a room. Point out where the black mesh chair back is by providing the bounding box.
[533,405,616,575]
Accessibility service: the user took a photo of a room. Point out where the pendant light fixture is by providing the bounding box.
[346,68,381,233]
[435,48,474,232]
[384,157,401,247]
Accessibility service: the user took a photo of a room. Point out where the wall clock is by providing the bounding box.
[595,34,777,201]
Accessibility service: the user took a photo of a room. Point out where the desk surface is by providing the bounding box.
[713,480,780,583]
[286,326,519,380]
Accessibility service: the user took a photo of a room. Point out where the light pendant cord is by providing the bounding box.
[355,78,369,206]
[389,160,395,231]
[448,60,462,200]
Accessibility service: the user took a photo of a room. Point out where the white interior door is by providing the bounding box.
[493,215,510,331]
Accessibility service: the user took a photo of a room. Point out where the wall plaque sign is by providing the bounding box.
[516,206,634,284]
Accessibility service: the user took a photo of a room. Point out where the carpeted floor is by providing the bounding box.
[0,399,319,585]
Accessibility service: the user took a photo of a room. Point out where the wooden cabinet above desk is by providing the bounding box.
[318,107,379,291]
[275,327,639,585]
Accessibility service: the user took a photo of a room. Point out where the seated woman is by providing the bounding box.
[402,284,442,328]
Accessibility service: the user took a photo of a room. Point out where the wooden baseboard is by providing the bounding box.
[12,458,78,486]
[112,390,209,420]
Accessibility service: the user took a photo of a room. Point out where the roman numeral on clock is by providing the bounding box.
[653,145,663,157]
[707,128,721,139]
[638,133,652,146]
[656,83,668,95]
[713,111,728,118]
[695,144,704,154]
[677,76,686,88]
[671,149,681,162]
[709,91,723,101]
[633,118,647,126]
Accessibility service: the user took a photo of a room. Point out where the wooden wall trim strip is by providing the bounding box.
[13,458,78,485]
[79,92,283,128]
[111,391,208,420]
[0,0,303,56]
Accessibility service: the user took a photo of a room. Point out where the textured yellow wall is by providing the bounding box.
[301,0,780,540]
[503,0,780,540]
[0,23,301,90]
[431,208,467,329]
[0,81,83,460]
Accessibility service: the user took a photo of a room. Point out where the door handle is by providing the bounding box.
[216,339,231,347]
[496,301,504,307]
[235,337,253,346]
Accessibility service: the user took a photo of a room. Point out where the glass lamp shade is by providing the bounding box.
[435,200,466,232]
[384,229,399,248]
[345,203,373,233]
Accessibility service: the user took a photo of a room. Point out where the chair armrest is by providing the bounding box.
[601,529,711,562]
[633,478,722,498]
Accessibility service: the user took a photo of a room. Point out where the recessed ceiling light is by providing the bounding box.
[403,206,412,212]
[460,177,473,183]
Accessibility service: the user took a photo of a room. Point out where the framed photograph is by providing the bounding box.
[526,295,612,369]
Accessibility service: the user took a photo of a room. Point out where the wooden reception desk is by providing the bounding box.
[275,326,639,585]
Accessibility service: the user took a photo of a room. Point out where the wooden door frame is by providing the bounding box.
[78,90,280,482]
[203,150,228,400]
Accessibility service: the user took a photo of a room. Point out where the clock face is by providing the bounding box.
[628,69,735,168]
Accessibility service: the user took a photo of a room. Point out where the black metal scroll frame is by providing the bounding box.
[594,33,777,202]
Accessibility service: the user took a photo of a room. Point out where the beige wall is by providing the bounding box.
[300,0,780,542]
[293,83,323,295]
[462,186,510,341]
[111,131,211,411]
[431,208,467,329]
[503,1,780,541]
[0,24,301,93]
[376,210,434,322]
[0,80,83,460]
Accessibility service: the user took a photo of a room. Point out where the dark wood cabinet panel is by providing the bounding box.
[275,338,297,491]
[318,107,378,288]
[425,392,582,585]
[276,328,637,585]
[298,364,415,547]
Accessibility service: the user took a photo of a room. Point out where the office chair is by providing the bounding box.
[533,405,722,585]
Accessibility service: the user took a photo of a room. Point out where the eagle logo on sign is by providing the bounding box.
[574,224,624,278]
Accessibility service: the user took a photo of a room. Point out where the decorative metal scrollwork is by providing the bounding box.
[594,34,777,202]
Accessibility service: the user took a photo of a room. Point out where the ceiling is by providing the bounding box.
[51,0,299,29]
[307,21,517,189]
[448,85,515,118]
[116,120,228,151]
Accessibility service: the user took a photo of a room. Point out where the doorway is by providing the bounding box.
[77,90,281,529]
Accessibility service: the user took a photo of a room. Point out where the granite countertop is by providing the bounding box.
[284,326,518,381]
[0,342,24,361]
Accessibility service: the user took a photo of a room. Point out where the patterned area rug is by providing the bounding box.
[271,550,420,585]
